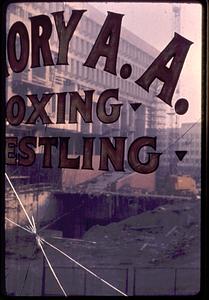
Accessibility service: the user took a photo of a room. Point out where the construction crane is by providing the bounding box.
[172,3,181,127]
[167,3,182,175]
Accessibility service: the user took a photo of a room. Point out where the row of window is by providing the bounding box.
[120,38,153,66]
[51,31,150,83]
[11,4,156,74]
[10,57,148,102]
[25,1,154,68]
[78,16,101,39]
[33,2,63,12]
[77,15,154,67]
[9,5,33,20]
[47,51,149,99]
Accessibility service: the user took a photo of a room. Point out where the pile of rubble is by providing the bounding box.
[83,200,200,267]
[5,199,200,283]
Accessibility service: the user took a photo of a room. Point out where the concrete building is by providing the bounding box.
[6,2,166,187]
[156,122,201,189]
[178,122,201,182]
[6,2,166,133]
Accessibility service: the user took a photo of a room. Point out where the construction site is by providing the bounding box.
[5,2,201,296]
[5,164,201,296]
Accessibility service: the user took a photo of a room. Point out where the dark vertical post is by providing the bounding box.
[174,268,177,295]
[125,268,128,295]
[41,256,46,296]
[83,270,87,296]
[133,267,136,296]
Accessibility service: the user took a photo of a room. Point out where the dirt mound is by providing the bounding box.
[83,200,200,266]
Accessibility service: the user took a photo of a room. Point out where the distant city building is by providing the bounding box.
[156,122,201,185]
[6,2,166,136]
[5,3,201,195]
[178,122,201,182]
[6,2,168,186]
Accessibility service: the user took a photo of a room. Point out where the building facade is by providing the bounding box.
[178,122,201,183]
[6,2,167,186]
[156,122,201,190]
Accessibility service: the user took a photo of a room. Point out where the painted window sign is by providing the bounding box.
[4,1,203,297]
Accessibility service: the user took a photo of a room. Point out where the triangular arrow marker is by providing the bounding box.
[130,103,142,111]
[175,151,187,161]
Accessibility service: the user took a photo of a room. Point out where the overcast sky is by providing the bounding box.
[91,2,202,125]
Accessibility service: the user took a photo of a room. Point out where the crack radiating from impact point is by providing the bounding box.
[5,173,34,228]
[5,217,33,234]
[5,217,67,296]
[37,237,68,297]
[41,237,128,297]
[5,173,128,297]
[5,172,68,296]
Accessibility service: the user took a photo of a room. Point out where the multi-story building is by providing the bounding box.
[6,2,167,186]
[178,122,201,182]
[156,122,201,190]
